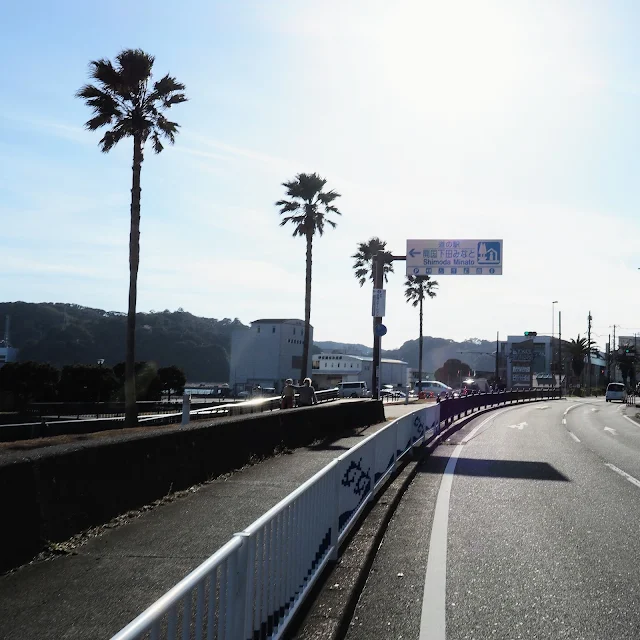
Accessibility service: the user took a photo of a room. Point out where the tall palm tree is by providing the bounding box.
[567,334,597,383]
[276,173,342,379]
[352,237,394,287]
[404,275,438,392]
[77,49,187,427]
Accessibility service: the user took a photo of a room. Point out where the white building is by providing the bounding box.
[312,353,409,389]
[229,319,313,393]
[0,344,18,368]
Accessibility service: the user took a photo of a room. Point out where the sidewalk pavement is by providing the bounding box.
[0,404,420,640]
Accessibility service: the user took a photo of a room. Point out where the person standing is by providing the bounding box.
[281,379,295,409]
[296,378,318,407]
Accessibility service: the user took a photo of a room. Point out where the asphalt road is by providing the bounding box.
[345,398,640,640]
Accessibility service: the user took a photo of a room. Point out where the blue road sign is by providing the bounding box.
[406,239,503,276]
[375,323,388,337]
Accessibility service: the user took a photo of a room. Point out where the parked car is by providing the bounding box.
[605,382,626,403]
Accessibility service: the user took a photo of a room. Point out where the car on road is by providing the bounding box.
[337,381,371,398]
[416,381,453,397]
[605,382,626,402]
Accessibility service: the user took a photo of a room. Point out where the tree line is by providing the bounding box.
[0,361,186,409]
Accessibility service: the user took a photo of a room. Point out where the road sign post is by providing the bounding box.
[406,239,503,277]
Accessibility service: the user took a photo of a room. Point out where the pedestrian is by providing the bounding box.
[281,379,295,409]
[296,378,318,407]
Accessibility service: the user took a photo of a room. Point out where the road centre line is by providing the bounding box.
[605,463,640,490]
[569,432,580,443]
[419,443,463,640]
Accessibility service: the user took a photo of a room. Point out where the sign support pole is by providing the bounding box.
[372,252,384,400]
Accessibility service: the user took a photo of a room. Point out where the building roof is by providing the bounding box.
[317,353,407,365]
[251,319,306,325]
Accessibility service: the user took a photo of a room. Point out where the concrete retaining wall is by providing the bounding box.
[0,400,384,572]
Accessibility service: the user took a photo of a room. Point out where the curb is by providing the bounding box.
[290,398,552,640]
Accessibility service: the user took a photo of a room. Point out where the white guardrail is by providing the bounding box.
[111,404,441,640]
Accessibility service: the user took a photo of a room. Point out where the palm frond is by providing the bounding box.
[154,115,179,144]
[276,199,301,214]
[88,59,122,92]
[116,49,155,91]
[149,74,187,102]
[99,127,128,153]
[317,189,341,205]
[151,131,164,153]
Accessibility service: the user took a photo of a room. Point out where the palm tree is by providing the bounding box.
[77,49,187,427]
[276,173,342,379]
[567,334,597,384]
[404,275,438,392]
[352,237,394,287]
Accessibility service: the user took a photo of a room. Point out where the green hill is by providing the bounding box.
[0,302,247,381]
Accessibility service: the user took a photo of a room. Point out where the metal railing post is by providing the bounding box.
[181,394,190,427]
[330,464,340,561]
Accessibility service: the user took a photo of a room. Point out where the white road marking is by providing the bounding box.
[605,463,640,490]
[507,422,527,430]
[562,418,567,425]
[623,415,640,429]
[419,443,463,640]
[460,407,517,444]
[564,404,580,417]
[569,432,581,443]
[604,426,617,435]
[591,408,598,412]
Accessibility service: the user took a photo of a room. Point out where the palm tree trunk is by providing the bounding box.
[418,294,423,391]
[125,134,143,428]
[301,232,313,380]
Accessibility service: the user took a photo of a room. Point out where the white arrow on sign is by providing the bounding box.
[507,422,527,430]
[604,426,617,435]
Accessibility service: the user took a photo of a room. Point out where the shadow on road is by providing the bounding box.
[420,455,569,482]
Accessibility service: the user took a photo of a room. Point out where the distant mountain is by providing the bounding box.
[382,337,496,374]
[314,336,496,374]
[0,302,248,381]
[2,302,496,382]
[313,341,373,356]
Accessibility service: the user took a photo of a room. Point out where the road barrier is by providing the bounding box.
[0,390,340,442]
[112,388,556,640]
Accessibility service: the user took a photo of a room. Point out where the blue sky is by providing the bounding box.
[2,0,640,349]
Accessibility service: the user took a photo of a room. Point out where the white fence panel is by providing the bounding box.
[337,436,376,543]
[422,404,441,441]
[373,422,397,490]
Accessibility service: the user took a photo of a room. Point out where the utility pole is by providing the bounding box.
[611,325,618,382]
[606,335,611,384]
[558,310,563,395]
[495,331,499,385]
[587,311,592,396]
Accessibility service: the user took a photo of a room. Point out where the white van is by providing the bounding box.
[337,381,371,398]
[605,382,626,403]
[416,381,452,396]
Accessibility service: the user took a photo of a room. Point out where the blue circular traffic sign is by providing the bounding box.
[375,324,388,337]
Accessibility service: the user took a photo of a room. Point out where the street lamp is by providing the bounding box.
[551,301,559,390]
